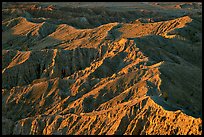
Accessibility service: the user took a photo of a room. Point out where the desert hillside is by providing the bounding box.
[2,2,202,135]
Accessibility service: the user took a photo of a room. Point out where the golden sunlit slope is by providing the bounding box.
[2,2,202,135]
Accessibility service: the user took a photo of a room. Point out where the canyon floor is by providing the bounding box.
[2,2,202,135]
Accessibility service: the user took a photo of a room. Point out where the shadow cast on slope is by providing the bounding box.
[2,30,99,90]
[129,35,202,119]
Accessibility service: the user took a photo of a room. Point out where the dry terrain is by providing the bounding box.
[2,2,202,135]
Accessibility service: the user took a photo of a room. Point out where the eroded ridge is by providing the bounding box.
[2,2,202,135]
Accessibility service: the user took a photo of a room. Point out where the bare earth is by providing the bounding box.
[2,2,202,135]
